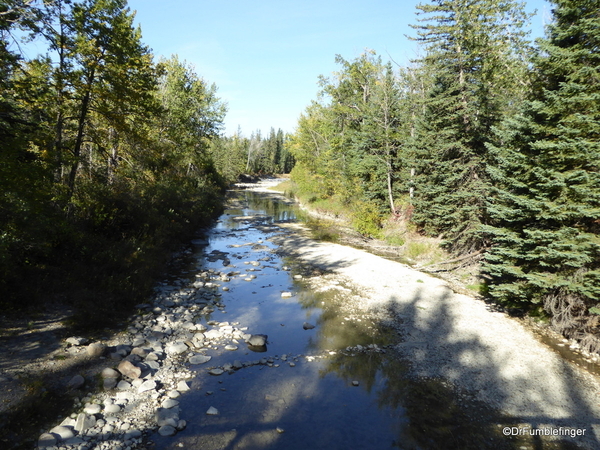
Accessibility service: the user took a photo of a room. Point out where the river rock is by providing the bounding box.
[162,399,180,409]
[87,343,106,357]
[124,429,142,440]
[66,336,89,346]
[224,344,238,351]
[138,379,157,393]
[117,380,131,390]
[104,404,121,414]
[208,368,224,376]
[49,425,74,439]
[158,425,177,436]
[131,347,148,357]
[118,360,141,379]
[189,354,211,365]
[84,403,102,414]
[103,378,118,390]
[204,329,221,340]
[166,342,189,355]
[156,407,180,426]
[303,322,315,330]
[67,374,85,389]
[177,380,190,392]
[132,337,146,347]
[281,292,293,298]
[167,390,181,399]
[38,432,57,447]
[247,334,268,346]
[115,344,132,356]
[74,413,96,432]
[206,406,219,415]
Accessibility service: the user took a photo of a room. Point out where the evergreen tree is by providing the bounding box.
[483,0,600,351]
[409,0,532,254]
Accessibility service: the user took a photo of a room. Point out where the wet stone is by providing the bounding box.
[247,334,268,346]
[158,425,177,436]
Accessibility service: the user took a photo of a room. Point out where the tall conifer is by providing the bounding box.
[410,0,531,254]
[483,0,600,350]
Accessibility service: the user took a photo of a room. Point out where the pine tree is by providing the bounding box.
[409,0,532,254]
[483,0,600,351]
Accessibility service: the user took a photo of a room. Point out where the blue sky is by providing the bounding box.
[127,0,552,137]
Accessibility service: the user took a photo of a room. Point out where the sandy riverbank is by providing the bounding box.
[253,178,600,449]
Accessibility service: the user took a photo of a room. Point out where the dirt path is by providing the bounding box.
[253,179,600,449]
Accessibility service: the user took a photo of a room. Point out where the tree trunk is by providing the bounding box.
[66,81,93,202]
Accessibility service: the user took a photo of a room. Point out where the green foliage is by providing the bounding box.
[0,0,227,327]
[409,0,533,254]
[481,0,600,347]
[352,200,383,238]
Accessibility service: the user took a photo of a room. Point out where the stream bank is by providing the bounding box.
[20,180,600,449]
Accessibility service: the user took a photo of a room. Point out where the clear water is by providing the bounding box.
[151,190,406,449]
[150,189,563,450]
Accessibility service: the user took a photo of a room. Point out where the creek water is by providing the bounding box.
[148,189,410,449]
[149,188,566,450]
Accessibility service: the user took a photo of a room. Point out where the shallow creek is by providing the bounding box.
[149,188,581,450]
[149,189,409,449]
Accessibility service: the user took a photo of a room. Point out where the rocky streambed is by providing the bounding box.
[33,182,600,450]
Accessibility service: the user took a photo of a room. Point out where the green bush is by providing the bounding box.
[352,200,382,238]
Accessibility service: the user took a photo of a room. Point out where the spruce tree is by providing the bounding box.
[483,0,600,351]
[409,0,532,254]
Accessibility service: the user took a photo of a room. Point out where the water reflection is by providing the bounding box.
[153,190,575,450]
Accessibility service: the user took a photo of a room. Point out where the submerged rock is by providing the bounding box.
[158,425,177,436]
[303,322,315,330]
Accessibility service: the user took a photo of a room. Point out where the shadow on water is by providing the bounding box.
[149,190,596,450]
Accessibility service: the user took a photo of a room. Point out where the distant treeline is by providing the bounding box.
[210,127,294,183]
[289,0,600,351]
[0,0,292,324]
